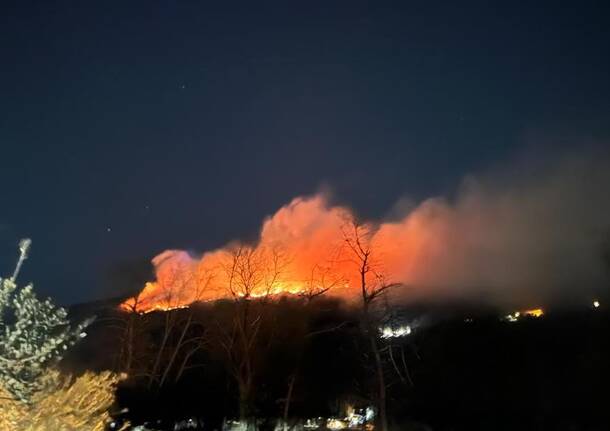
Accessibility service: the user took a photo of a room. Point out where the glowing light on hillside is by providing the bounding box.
[505,313,518,322]
[327,418,347,429]
[504,308,544,322]
[120,196,423,313]
[593,300,600,308]
[523,308,544,318]
[380,325,412,338]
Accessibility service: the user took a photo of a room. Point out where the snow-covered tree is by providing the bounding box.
[0,239,93,402]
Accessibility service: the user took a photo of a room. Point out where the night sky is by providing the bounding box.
[1,1,609,304]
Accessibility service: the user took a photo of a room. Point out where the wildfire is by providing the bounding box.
[523,308,544,318]
[504,308,544,322]
[120,278,311,313]
[120,196,407,313]
[120,187,598,314]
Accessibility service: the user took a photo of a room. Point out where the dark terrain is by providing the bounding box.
[66,297,610,431]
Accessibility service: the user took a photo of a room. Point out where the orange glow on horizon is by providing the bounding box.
[119,193,562,314]
[522,308,544,318]
[120,195,422,313]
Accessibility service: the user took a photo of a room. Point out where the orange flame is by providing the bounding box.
[120,187,578,314]
[121,195,424,313]
[522,308,544,318]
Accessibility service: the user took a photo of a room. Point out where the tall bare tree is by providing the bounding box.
[148,265,213,388]
[343,221,400,431]
[216,245,287,424]
[116,291,145,376]
[115,261,213,388]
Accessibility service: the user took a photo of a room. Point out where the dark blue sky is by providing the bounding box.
[1,1,609,303]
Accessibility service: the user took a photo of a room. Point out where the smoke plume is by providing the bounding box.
[124,149,610,312]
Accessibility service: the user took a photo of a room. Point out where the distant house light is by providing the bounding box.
[380,325,412,339]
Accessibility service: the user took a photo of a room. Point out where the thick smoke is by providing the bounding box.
[125,149,610,311]
[377,149,610,305]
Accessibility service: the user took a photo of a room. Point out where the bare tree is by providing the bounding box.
[216,245,288,424]
[114,261,213,389]
[116,292,145,376]
[342,221,400,431]
[146,266,212,389]
[281,263,344,430]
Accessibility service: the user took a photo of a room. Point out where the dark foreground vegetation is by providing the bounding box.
[64,296,610,431]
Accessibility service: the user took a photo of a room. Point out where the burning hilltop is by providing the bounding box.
[122,150,610,314]
[121,197,374,312]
